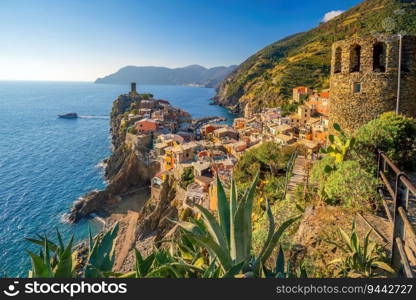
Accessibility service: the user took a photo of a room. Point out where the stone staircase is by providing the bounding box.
[286,156,311,200]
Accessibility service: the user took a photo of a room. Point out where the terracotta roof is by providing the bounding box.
[320,92,330,99]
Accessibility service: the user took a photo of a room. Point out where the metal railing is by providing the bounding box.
[377,151,416,278]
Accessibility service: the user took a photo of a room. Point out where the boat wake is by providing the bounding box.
[79,115,109,119]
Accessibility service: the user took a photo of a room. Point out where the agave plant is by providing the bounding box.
[262,245,307,278]
[176,174,299,277]
[26,229,75,278]
[84,223,119,277]
[120,247,206,278]
[328,221,395,278]
[26,223,120,278]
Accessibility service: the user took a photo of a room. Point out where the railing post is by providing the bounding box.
[377,151,383,179]
[391,172,406,272]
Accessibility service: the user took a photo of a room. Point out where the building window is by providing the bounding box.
[373,42,386,72]
[353,82,361,93]
[350,45,361,73]
[334,47,342,73]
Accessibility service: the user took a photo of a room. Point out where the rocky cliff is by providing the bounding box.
[68,92,158,223]
[215,0,416,117]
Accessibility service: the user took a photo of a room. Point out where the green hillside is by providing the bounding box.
[215,0,416,115]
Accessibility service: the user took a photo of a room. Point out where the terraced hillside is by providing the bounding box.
[215,0,416,116]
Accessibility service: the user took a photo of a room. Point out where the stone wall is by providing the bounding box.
[329,35,416,133]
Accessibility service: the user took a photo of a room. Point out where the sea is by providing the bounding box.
[0,81,234,277]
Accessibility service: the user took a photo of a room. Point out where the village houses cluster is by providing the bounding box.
[123,83,330,215]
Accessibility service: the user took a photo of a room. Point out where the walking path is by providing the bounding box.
[287,156,311,200]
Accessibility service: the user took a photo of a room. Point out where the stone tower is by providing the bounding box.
[131,82,137,93]
[329,35,416,133]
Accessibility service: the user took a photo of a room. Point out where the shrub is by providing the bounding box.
[310,156,336,190]
[180,167,194,189]
[353,112,416,172]
[324,161,379,209]
[128,126,138,134]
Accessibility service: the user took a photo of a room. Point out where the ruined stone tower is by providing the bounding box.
[131,82,137,93]
[329,35,416,133]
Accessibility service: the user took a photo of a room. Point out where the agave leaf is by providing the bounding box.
[53,234,74,278]
[87,223,119,276]
[216,175,230,245]
[175,220,205,236]
[27,251,53,278]
[118,271,136,278]
[186,234,232,272]
[371,261,396,274]
[257,198,275,263]
[221,261,245,278]
[25,238,59,253]
[43,237,52,275]
[275,245,285,275]
[202,259,218,278]
[88,223,94,254]
[233,198,248,263]
[229,178,238,259]
[256,216,300,271]
[338,228,353,252]
[194,204,228,251]
[363,229,372,259]
[241,173,259,260]
[55,228,65,252]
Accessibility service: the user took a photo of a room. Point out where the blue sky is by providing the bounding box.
[0,0,362,81]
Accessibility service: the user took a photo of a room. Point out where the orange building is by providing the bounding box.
[135,118,158,133]
[307,92,330,116]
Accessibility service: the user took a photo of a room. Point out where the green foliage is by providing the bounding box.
[26,230,75,278]
[177,175,300,277]
[26,223,119,278]
[127,126,138,134]
[180,167,194,189]
[281,102,298,117]
[139,93,154,100]
[353,112,416,172]
[263,245,307,278]
[120,247,205,278]
[84,223,119,278]
[310,156,336,198]
[321,123,355,165]
[323,161,379,208]
[328,221,395,278]
[233,141,290,184]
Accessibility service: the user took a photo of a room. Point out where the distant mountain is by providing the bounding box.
[95,64,237,88]
[215,0,416,115]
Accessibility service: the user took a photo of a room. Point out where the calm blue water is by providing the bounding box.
[0,81,234,277]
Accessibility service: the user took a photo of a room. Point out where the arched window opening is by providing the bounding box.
[373,42,386,72]
[334,47,342,73]
[350,45,361,73]
[401,47,411,73]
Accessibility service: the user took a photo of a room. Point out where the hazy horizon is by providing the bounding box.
[1,0,362,82]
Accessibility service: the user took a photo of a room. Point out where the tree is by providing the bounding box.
[353,112,416,172]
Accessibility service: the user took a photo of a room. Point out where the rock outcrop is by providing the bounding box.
[68,92,158,223]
